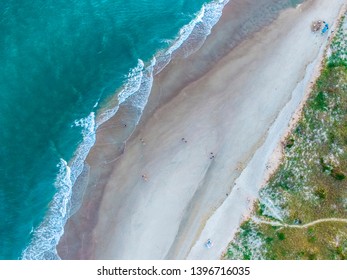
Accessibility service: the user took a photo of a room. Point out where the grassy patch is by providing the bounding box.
[225,15,347,260]
[311,91,327,111]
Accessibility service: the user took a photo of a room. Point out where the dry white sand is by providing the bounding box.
[89,0,345,259]
[58,0,346,260]
[187,1,346,260]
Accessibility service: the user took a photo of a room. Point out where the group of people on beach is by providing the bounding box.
[311,19,329,34]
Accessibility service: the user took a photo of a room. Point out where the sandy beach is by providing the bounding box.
[57,0,346,259]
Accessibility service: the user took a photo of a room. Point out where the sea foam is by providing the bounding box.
[21,0,229,260]
[155,0,228,74]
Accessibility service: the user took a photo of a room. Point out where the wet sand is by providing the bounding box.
[57,0,345,259]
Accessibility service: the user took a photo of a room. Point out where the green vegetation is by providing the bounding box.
[225,15,347,260]
[328,16,347,67]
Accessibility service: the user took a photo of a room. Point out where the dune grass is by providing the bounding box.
[225,15,347,260]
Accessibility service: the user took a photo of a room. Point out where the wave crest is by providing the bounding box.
[21,0,228,260]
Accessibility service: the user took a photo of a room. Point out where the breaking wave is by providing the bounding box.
[21,0,229,260]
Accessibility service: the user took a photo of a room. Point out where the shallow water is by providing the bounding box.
[0,0,212,259]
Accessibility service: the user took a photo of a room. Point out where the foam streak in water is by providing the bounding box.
[97,59,145,127]
[21,159,72,260]
[22,0,229,260]
[155,0,228,74]
[21,113,96,260]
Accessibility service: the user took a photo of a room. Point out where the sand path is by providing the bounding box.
[253,217,347,229]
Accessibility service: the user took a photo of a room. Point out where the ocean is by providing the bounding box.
[0,0,228,259]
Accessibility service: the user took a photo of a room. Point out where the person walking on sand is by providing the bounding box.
[141,174,148,182]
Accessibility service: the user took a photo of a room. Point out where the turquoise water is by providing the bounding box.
[0,0,226,259]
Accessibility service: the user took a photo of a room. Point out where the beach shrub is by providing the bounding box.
[314,187,327,200]
[285,138,295,149]
[256,202,265,216]
[331,168,346,180]
[312,92,327,111]
[328,15,347,68]
[307,228,316,243]
[336,245,346,260]
[277,232,285,241]
[320,158,333,173]
[307,250,317,260]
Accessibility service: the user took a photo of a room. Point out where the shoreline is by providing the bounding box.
[188,2,347,260]
[57,0,344,259]
[261,4,347,193]
[225,10,347,260]
[188,2,346,260]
